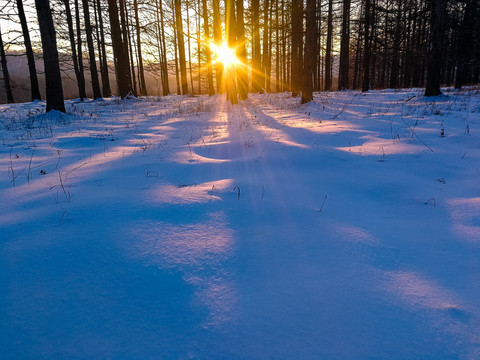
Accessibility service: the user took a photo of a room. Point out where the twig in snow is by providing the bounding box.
[319,195,328,213]
[424,198,437,207]
[233,186,241,200]
[401,118,434,152]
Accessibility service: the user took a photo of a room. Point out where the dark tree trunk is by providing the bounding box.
[35,0,65,112]
[107,0,133,97]
[338,0,351,90]
[186,0,194,94]
[74,0,87,99]
[16,0,41,101]
[237,0,248,100]
[212,0,223,93]
[62,0,83,100]
[425,0,445,96]
[96,0,111,97]
[389,0,402,89]
[324,0,333,90]
[123,1,137,96]
[155,0,169,95]
[225,0,238,103]
[82,0,102,99]
[175,0,189,94]
[362,0,372,92]
[261,0,270,91]
[455,0,475,89]
[301,0,315,103]
[133,0,147,95]
[202,0,215,95]
[251,0,262,92]
[173,0,180,94]
[0,27,14,103]
[291,0,303,96]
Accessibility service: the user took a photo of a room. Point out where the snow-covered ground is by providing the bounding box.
[1,89,479,359]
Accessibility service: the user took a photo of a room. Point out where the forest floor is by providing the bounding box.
[1,89,480,359]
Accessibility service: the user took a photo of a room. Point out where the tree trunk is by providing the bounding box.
[389,0,402,89]
[324,0,333,90]
[62,0,84,100]
[0,27,14,103]
[251,0,261,92]
[96,0,111,97]
[156,0,169,95]
[186,0,195,94]
[301,0,315,103]
[225,0,238,103]
[212,0,223,93]
[291,0,303,96]
[201,0,214,95]
[175,0,189,94]
[338,0,351,90]
[34,0,65,112]
[133,0,147,95]
[123,0,138,96]
[107,0,133,97]
[261,0,270,91]
[236,0,248,99]
[455,0,475,89]
[82,0,102,98]
[425,0,445,96]
[361,0,372,92]
[16,0,42,101]
[74,0,87,99]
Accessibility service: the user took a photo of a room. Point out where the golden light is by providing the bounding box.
[212,42,238,67]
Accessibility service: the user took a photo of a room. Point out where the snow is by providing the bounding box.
[1,89,480,359]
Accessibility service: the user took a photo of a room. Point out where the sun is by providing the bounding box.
[212,42,238,67]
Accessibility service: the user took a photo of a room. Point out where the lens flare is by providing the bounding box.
[212,42,237,67]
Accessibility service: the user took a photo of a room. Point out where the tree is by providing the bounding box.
[201,0,214,95]
[155,0,169,95]
[107,0,133,97]
[455,0,476,89]
[95,0,111,97]
[338,0,351,90]
[134,0,147,95]
[82,0,102,99]
[301,0,316,103]
[251,0,262,92]
[0,26,14,103]
[212,0,223,93]
[225,0,238,103]
[175,0,189,94]
[324,0,334,91]
[74,0,87,99]
[16,0,41,101]
[34,0,65,112]
[62,0,86,100]
[291,0,303,96]
[425,0,446,96]
[361,0,372,92]
[236,0,248,99]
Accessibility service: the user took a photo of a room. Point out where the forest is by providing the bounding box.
[2,0,480,358]
[1,0,479,109]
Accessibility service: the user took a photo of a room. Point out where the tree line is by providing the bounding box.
[0,0,479,111]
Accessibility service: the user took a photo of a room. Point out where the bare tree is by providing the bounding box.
[0,26,14,103]
[35,0,65,112]
[107,0,133,97]
[425,0,446,96]
[175,0,189,94]
[301,0,315,103]
[338,0,351,90]
[16,0,41,101]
